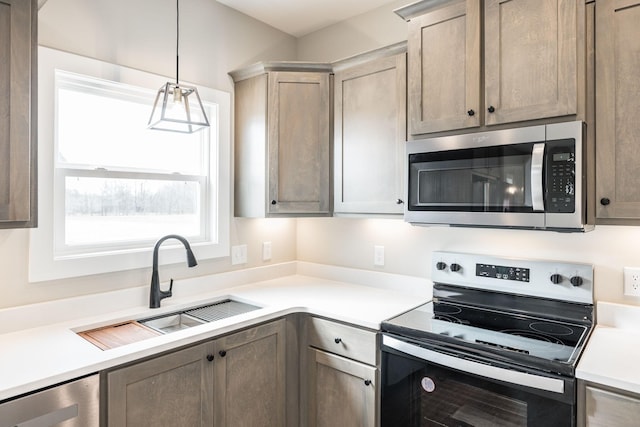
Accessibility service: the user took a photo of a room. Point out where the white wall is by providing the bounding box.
[294,2,640,307]
[296,0,408,62]
[0,0,299,309]
[297,218,640,305]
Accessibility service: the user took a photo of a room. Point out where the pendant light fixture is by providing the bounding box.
[148,0,210,133]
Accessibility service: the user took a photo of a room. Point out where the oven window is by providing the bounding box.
[382,350,573,427]
[408,144,534,212]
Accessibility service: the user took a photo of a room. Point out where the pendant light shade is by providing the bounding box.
[148,0,209,134]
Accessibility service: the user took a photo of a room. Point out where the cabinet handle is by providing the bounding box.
[396,199,404,205]
[467,109,475,117]
[364,380,372,386]
[487,105,496,113]
[600,197,611,206]
[271,200,277,205]
[206,354,214,362]
[334,338,342,344]
[219,350,227,357]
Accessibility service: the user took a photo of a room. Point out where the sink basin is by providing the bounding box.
[141,313,206,334]
[139,299,261,334]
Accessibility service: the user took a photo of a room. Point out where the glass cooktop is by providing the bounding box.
[382,299,591,375]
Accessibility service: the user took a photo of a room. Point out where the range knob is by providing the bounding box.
[450,263,462,272]
[570,276,584,287]
[550,274,563,284]
[436,262,447,271]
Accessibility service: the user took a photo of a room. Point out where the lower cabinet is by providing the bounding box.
[307,348,376,427]
[106,319,286,427]
[579,380,640,427]
[304,316,379,427]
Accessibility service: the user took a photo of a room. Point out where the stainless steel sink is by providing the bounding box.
[140,299,261,334]
[141,313,206,334]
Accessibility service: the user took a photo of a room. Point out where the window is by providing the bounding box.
[30,47,230,282]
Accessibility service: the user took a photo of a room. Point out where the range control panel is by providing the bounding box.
[432,251,593,304]
[476,263,530,282]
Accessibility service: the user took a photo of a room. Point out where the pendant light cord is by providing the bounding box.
[176,0,180,85]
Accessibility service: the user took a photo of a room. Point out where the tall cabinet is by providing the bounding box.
[230,63,332,217]
[0,0,37,228]
[594,0,640,222]
[333,44,407,215]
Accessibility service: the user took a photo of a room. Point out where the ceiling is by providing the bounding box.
[217,0,398,37]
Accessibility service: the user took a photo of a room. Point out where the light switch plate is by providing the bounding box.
[231,244,247,265]
[374,245,385,266]
[262,241,272,261]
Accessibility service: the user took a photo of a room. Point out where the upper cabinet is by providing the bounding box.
[397,0,581,136]
[0,0,37,228]
[333,44,407,215]
[484,0,578,125]
[405,0,481,134]
[594,0,640,223]
[230,63,331,217]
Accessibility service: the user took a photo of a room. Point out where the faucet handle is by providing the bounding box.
[160,279,173,299]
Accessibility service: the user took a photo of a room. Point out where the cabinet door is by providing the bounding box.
[214,320,286,427]
[0,0,36,227]
[334,53,406,214]
[484,0,577,125]
[595,0,640,220]
[407,0,481,135]
[268,72,330,215]
[107,342,215,427]
[585,385,640,427]
[307,348,377,427]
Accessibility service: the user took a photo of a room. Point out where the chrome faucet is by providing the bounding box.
[149,234,198,308]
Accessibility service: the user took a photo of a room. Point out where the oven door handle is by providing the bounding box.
[531,142,545,212]
[382,335,565,394]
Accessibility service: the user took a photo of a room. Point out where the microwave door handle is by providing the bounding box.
[531,143,545,211]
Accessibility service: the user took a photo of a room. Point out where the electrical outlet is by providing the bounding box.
[262,241,272,261]
[231,244,247,265]
[374,245,385,266]
[623,267,640,296]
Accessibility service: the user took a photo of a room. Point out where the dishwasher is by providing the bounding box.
[0,374,99,427]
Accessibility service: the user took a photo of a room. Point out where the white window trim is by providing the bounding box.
[29,47,231,282]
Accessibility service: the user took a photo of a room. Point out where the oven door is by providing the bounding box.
[381,335,575,427]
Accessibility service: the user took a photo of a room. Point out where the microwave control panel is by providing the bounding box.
[545,139,576,213]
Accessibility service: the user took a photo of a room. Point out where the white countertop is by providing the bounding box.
[577,301,640,394]
[0,262,431,401]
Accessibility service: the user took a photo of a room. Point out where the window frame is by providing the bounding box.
[29,47,231,282]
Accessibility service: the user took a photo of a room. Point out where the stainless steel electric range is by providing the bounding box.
[381,251,594,427]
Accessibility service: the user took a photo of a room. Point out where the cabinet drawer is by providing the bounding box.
[306,317,377,365]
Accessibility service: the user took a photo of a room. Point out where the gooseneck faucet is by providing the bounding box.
[149,234,198,308]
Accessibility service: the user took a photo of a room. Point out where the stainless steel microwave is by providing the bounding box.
[405,121,591,231]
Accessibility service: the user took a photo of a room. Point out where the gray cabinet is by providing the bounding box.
[107,342,214,427]
[213,320,286,427]
[594,0,640,223]
[304,317,378,427]
[230,63,331,217]
[484,0,578,126]
[398,0,581,135]
[333,45,407,215]
[107,320,286,427]
[405,0,481,135]
[579,380,640,427]
[0,0,37,228]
